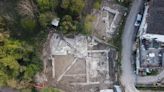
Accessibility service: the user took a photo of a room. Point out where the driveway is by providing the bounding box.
[120,0,143,92]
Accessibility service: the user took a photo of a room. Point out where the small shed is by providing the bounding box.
[51,18,60,27]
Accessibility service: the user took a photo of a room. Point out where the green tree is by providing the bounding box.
[37,0,58,12]
[61,0,70,9]
[39,12,56,28]
[0,16,6,32]
[23,64,39,80]
[0,70,8,86]
[0,34,41,88]
[93,0,101,10]
[59,15,76,33]
[0,38,22,86]
[0,2,43,89]
[21,17,36,31]
[69,0,85,13]
[60,0,85,14]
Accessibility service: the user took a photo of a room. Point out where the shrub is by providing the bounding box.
[21,18,36,31]
[93,0,101,10]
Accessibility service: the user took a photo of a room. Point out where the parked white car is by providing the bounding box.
[114,85,122,92]
[134,14,142,26]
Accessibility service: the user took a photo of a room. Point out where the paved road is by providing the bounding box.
[137,70,164,84]
[120,0,143,92]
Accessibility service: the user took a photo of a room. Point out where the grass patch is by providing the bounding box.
[41,87,60,92]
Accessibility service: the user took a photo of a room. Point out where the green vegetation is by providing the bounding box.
[39,12,56,28]
[84,15,96,35]
[60,0,85,14]
[41,87,60,92]
[69,0,85,14]
[60,0,70,9]
[136,85,164,91]
[93,0,102,10]
[20,88,33,92]
[147,70,159,76]
[0,16,42,89]
[21,17,36,31]
[36,0,87,35]
[59,15,76,34]
[37,0,58,12]
[0,0,98,90]
[57,0,85,34]
[110,15,127,83]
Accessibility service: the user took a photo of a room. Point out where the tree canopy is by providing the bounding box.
[59,15,76,33]
[39,12,56,28]
[93,0,102,10]
[21,17,36,31]
[37,0,59,12]
[0,16,41,89]
[0,35,41,88]
[61,0,85,14]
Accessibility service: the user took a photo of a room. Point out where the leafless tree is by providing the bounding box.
[17,0,37,18]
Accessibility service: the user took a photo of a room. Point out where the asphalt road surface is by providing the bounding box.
[137,69,164,84]
[120,0,143,92]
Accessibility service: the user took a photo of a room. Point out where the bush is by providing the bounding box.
[41,87,60,92]
[69,0,85,14]
[93,0,101,10]
[84,15,96,34]
[37,0,59,12]
[21,18,36,31]
[37,0,52,12]
[59,15,76,33]
[60,0,85,14]
[0,16,6,32]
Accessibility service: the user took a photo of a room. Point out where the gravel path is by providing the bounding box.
[120,0,142,92]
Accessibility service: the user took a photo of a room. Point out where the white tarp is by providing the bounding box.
[142,33,164,42]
